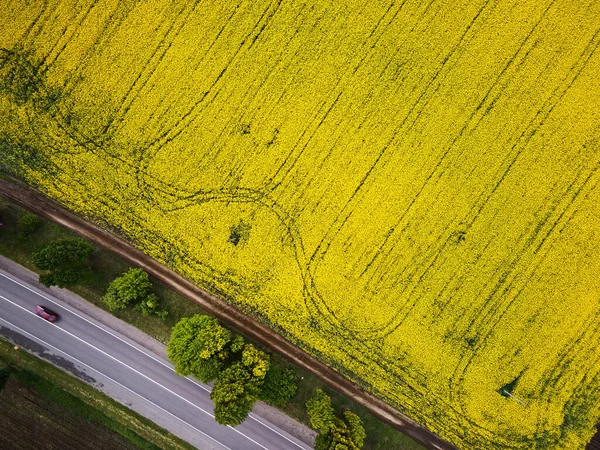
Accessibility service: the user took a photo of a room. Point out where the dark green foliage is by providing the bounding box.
[306,389,335,434]
[17,213,41,240]
[167,315,232,382]
[498,375,520,398]
[259,363,297,406]
[32,238,93,271]
[228,220,251,246]
[32,238,93,287]
[211,361,262,427]
[210,345,269,427]
[0,365,12,391]
[39,266,90,288]
[103,268,151,311]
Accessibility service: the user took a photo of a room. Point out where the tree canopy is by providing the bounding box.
[306,389,335,434]
[259,363,298,406]
[210,344,270,426]
[32,238,93,287]
[308,390,366,450]
[103,268,152,311]
[167,315,232,382]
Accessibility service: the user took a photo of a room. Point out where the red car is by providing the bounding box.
[35,305,58,323]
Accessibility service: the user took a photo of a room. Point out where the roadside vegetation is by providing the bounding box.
[0,195,423,450]
[0,337,196,450]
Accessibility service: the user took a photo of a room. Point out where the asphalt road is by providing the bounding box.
[0,269,312,450]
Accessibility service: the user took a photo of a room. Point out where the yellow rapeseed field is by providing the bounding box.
[1,1,600,448]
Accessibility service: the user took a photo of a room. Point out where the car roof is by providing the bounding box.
[38,306,57,315]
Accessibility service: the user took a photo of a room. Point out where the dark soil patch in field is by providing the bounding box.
[0,376,138,450]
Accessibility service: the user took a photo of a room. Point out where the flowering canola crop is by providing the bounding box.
[1,1,600,448]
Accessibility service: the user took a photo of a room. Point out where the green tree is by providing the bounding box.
[241,343,269,378]
[17,212,41,240]
[210,344,269,426]
[343,411,366,448]
[167,315,232,382]
[306,389,335,434]
[259,363,297,406]
[230,335,245,353]
[103,268,151,311]
[211,361,261,426]
[32,238,93,287]
[33,238,93,270]
[315,417,360,450]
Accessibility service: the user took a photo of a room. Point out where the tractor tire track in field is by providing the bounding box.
[353,8,600,341]
[0,178,457,450]
[447,20,600,410]
[307,0,494,273]
[101,1,200,137]
[358,0,555,283]
[137,0,284,162]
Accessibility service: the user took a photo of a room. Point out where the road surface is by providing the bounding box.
[0,269,312,450]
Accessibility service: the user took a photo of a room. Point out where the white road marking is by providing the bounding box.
[0,270,309,450]
[0,316,231,450]
[0,294,269,450]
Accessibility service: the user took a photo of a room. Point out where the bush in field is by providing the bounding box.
[17,212,41,240]
[167,315,232,382]
[211,344,269,426]
[103,268,151,311]
[259,363,297,406]
[32,238,93,287]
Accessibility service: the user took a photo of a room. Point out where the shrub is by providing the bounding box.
[103,268,151,311]
[259,364,297,406]
[32,238,93,287]
[134,293,168,320]
[17,213,41,240]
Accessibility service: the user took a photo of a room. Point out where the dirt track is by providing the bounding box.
[0,178,455,450]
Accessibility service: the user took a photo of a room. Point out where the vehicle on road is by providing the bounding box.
[35,305,58,323]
